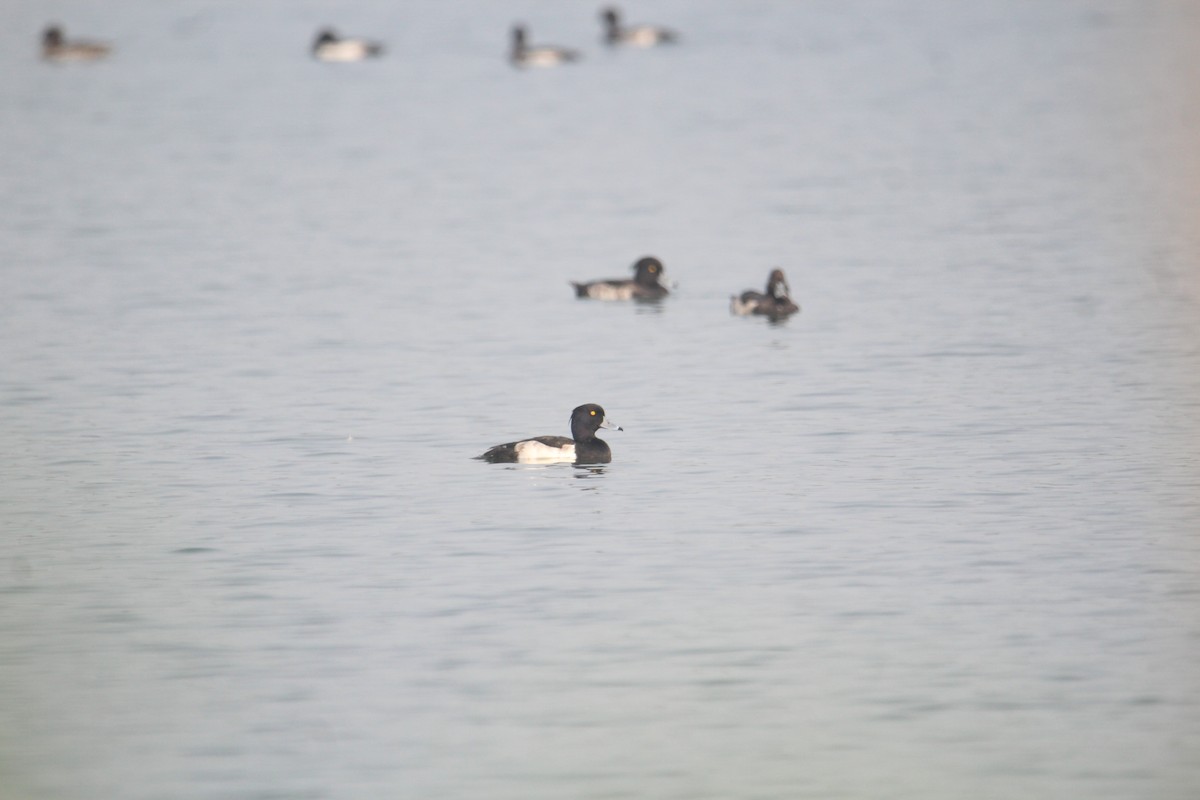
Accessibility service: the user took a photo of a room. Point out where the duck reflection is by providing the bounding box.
[572,463,608,488]
[633,300,666,315]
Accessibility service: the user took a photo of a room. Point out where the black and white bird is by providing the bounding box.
[510,25,581,68]
[599,7,678,47]
[730,268,801,320]
[311,28,384,62]
[572,256,671,301]
[478,404,622,464]
[41,25,111,62]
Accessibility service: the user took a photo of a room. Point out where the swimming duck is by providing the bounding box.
[730,268,801,319]
[510,25,581,68]
[572,256,670,301]
[600,7,677,47]
[41,25,111,62]
[478,404,621,464]
[312,28,384,61]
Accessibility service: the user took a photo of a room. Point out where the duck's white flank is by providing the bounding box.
[730,295,757,315]
[584,283,636,301]
[518,48,574,68]
[513,440,576,462]
[315,40,377,62]
[622,27,670,47]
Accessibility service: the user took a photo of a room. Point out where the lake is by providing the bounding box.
[2,1,1199,798]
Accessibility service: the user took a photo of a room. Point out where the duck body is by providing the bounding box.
[312,28,384,62]
[479,404,621,464]
[600,8,677,47]
[731,268,801,319]
[573,256,670,301]
[42,26,110,61]
[510,25,580,67]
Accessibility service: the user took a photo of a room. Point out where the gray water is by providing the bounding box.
[3,1,1200,798]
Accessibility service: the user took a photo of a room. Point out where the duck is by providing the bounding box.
[478,404,621,464]
[311,28,384,62]
[599,7,677,47]
[572,256,670,301]
[730,268,801,319]
[41,25,111,62]
[510,25,581,68]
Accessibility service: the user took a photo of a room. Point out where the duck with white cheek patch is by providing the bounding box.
[731,268,801,320]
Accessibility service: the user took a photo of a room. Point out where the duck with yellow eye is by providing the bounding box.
[572,256,670,301]
[478,404,622,464]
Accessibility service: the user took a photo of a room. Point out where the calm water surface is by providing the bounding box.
[2,1,1199,798]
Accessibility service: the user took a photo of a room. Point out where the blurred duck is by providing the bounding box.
[510,25,580,67]
[600,7,677,47]
[478,404,621,464]
[312,28,384,62]
[41,25,111,62]
[572,256,670,301]
[730,268,801,319]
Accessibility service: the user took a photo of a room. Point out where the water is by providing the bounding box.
[2,1,1199,798]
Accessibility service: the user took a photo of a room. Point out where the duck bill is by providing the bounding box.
[600,417,623,431]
